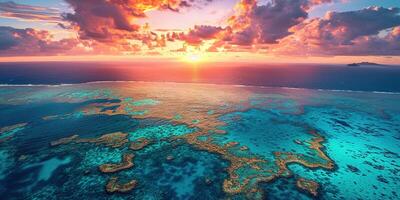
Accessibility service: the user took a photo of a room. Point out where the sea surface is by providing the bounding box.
[0,62,400,92]
[0,62,399,199]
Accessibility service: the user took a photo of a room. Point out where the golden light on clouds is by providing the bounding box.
[0,0,399,63]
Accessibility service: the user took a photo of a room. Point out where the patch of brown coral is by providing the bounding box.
[105,177,137,193]
[0,123,27,142]
[296,178,319,196]
[50,134,79,146]
[129,138,152,150]
[99,154,135,173]
[0,123,27,133]
[77,132,128,148]
[50,132,129,148]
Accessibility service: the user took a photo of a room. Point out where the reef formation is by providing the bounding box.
[0,82,399,200]
[40,82,336,198]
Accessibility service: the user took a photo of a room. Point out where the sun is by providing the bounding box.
[184,53,202,63]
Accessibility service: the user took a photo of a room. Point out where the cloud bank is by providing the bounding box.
[0,1,61,22]
[0,0,399,57]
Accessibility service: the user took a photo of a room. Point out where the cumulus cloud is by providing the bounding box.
[225,0,332,45]
[1,0,400,57]
[275,7,400,55]
[63,0,140,40]
[0,1,61,22]
[337,27,400,55]
[0,26,80,56]
[0,26,142,56]
[301,6,400,45]
[62,0,213,42]
[180,25,224,45]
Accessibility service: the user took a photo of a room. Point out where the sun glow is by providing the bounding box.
[184,53,202,63]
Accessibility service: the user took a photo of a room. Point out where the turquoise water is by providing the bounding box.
[128,124,195,141]
[216,109,317,160]
[129,99,160,106]
[287,106,400,200]
[0,83,399,199]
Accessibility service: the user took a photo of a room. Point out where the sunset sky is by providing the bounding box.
[0,0,400,64]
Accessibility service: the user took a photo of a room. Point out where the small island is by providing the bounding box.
[347,62,386,67]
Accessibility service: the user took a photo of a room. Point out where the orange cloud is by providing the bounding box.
[63,0,212,41]
[1,0,400,58]
[180,25,224,46]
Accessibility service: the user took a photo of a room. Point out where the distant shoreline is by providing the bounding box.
[347,62,387,67]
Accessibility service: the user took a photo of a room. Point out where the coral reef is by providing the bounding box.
[3,82,398,199]
[99,154,135,173]
[129,138,152,151]
[50,135,79,146]
[51,132,129,148]
[296,178,319,196]
[0,123,27,141]
[77,132,129,148]
[105,177,137,193]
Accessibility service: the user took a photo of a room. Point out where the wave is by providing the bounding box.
[0,83,75,87]
[315,89,400,95]
[1,80,400,95]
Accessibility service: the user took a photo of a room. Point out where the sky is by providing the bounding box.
[0,0,400,64]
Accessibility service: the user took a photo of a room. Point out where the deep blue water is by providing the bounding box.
[0,62,400,92]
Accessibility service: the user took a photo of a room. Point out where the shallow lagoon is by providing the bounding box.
[0,82,399,200]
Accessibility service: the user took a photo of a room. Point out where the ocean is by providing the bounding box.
[0,62,399,92]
